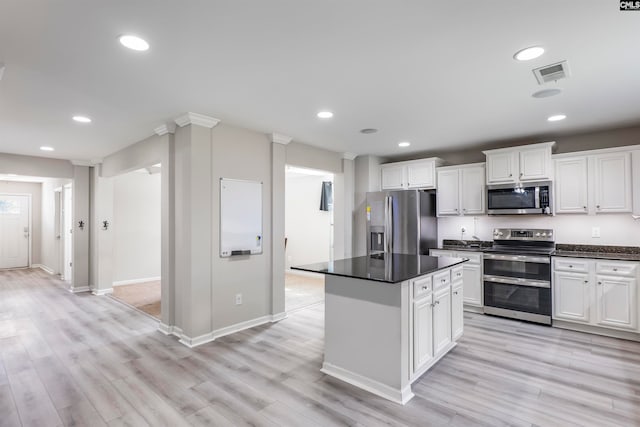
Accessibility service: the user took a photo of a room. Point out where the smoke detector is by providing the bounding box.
[533,60,570,85]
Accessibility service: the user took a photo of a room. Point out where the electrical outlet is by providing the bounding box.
[235,293,242,305]
[592,227,601,238]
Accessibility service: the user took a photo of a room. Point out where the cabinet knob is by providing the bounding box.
[435,300,440,305]
[520,172,523,177]
[584,280,589,284]
[583,206,587,210]
[596,205,601,209]
[598,281,602,285]
[441,279,446,283]
[509,173,513,177]
[569,265,573,268]
[453,291,458,295]
[422,286,428,290]
[457,273,462,277]
[613,268,618,272]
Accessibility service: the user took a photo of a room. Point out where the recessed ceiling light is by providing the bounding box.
[398,141,411,148]
[317,111,334,119]
[532,88,562,98]
[514,46,545,61]
[547,114,567,122]
[72,115,92,123]
[40,146,54,151]
[118,35,150,51]
[360,128,378,134]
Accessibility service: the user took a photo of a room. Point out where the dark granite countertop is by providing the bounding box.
[553,244,640,262]
[441,240,493,252]
[292,254,467,284]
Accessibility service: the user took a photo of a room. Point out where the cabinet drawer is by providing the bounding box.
[413,276,433,299]
[430,250,455,258]
[457,252,482,265]
[433,270,451,290]
[452,266,464,283]
[596,261,637,277]
[554,258,590,273]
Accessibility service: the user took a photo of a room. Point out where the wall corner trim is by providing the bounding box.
[174,112,221,129]
[342,152,357,160]
[271,133,293,145]
[33,264,55,275]
[91,288,113,296]
[154,122,177,136]
[176,314,285,348]
[69,286,91,293]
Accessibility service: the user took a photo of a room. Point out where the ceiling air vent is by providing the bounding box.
[533,60,570,85]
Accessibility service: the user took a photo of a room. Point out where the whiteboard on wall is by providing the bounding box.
[220,178,263,257]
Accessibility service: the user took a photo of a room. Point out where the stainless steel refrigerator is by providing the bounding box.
[366,190,437,255]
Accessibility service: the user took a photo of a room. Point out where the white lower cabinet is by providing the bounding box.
[430,249,483,308]
[433,286,452,356]
[595,275,637,330]
[451,282,464,341]
[553,257,639,335]
[553,271,590,323]
[413,295,434,371]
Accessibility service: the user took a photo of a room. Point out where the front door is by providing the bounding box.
[0,195,30,269]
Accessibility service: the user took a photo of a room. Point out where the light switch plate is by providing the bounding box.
[592,227,601,238]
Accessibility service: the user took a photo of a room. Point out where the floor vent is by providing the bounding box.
[533,60,570,84]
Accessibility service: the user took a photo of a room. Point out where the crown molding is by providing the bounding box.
[342,152,357,160]
[174,112,221,129]
[71,159,101,166]
[271,133,292,145]
[154,122,176,136]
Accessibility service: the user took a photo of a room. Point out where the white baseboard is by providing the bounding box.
[33,264,55,275]
[271,312,288,322]
[321,362,414,405]
[113,276,161,287]
[69,286,91,293]
[175,312,289,348]
[553,319,640,342]
[92,288,113,296]
[285,269,325,279]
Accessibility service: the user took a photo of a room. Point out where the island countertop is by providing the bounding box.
[292,253,466,283]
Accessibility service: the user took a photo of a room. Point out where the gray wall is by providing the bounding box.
[390,123,640,165]
[353,155,382,256]
[0,153,73,178]
[112,171,161,283]
[0,181,42,265]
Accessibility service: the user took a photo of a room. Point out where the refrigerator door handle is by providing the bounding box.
[386,195,393,253]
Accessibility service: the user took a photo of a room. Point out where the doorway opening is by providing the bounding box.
[284,165,333,312]
[109,165,162,319]
[0,193,31,269]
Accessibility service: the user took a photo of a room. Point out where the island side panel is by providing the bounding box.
[323,275,405,391]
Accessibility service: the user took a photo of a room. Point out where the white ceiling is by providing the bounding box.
[0,1,639,161]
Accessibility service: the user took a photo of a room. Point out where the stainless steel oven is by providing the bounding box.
[483,228,554,325]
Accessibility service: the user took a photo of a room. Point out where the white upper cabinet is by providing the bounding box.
[436,169,459,215]
[555,157,588,214]
[519,146,552,181]
[460,165,486,215]
[554,150,633,215]
[483,141,555,185]
[436,163,485,216]
[594,152,632,213]
[380,164,405,190]
[633,151,640,217]
[485,151,518,184]
[380,158,443,190]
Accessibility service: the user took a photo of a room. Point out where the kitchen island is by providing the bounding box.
[293,253,467,404]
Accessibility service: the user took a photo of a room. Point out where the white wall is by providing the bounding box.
[438,214,640,247]
[40,178,71,272]
[0,181,42,265]
[285,173,333,268]
[112,170,161,283]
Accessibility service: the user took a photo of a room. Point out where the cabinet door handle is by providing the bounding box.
[453,291,458,295]
[422,286,428,290]
[435,300,440,305]
[613,268,618,272]
[583,206,587,210]
[596,205,601,209]
[520,172,523,177]
[441,279,446,283]
[569,265,573,268]
[509,173,513,177]
[456,273,462,277]
[598,281,602,285]
[584,280,589,284]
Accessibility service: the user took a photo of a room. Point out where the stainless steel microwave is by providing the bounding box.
[487,181,552,215]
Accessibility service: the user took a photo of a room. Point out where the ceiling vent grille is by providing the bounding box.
[533,60,570,85]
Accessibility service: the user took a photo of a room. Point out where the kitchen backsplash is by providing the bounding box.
[438,214,640,247]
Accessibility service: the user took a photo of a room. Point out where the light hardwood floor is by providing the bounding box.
[111,281,161,319]
[1,268,640,426]
[285,272,324,312]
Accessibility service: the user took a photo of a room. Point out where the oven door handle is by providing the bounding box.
[483,274,551,289]
[483,253,550,264]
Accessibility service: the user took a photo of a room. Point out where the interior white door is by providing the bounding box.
[0,195,30,269]
[63,185,73,282]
